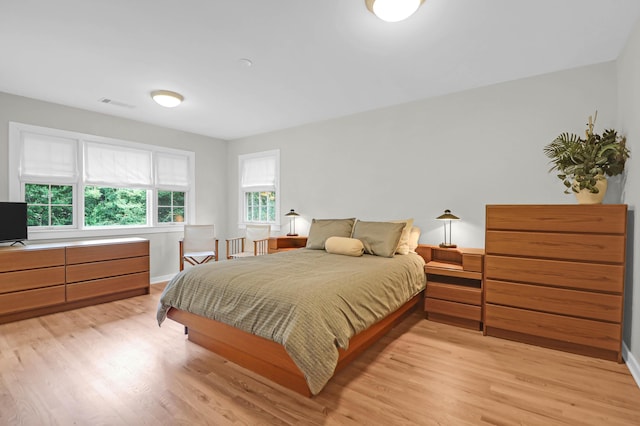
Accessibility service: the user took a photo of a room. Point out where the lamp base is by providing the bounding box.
[286,233,298,237]
[439,243,457,248]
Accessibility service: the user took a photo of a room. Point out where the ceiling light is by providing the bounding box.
[365,0,425,23]
[151,90,184,108]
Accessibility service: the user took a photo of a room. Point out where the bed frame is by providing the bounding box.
[166,246,430,396]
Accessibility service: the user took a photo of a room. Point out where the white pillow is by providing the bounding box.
[407,226,421,253]
[325,236,364,257]
[392,218,414,255]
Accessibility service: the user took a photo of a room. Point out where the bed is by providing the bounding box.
[157,219,427,396]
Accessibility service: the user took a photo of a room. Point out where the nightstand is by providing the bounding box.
[268,236,308,254]
[423,245,484,331]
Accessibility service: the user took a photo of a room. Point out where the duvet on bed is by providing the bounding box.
[157,248,425,395]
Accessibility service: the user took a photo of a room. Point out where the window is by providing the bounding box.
[239,150,280,225]
[84,186,147,226]
[25,183,74,227]
[9,122,195,238]
[158,190,185,223]
[246,191,276,222]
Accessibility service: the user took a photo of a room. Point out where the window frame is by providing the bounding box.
[9,122,196,240]
[238,150,280,229]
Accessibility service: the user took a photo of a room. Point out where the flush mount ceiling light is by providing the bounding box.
[365,0,425,23]
[150,90,184,108]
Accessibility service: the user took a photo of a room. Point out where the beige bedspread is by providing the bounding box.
[157,248,425,395]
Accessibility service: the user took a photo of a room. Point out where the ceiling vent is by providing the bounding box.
[98,98,135,108]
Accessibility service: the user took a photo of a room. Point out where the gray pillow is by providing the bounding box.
[306,218,356,249]
[351,220,406,258]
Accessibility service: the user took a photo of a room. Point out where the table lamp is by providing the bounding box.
[285,209,300,236]
[436,209,460,248]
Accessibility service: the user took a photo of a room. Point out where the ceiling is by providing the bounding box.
[2,0,640,141]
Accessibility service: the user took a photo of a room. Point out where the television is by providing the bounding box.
[0,202,28,244]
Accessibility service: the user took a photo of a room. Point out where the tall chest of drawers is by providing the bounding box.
[484,204,627,362]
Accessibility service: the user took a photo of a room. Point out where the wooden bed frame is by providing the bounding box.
[166,247,429,397]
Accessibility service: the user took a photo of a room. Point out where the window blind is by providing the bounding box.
[156,152,189,189]
[19,132,78,180]
[241,155,276,192]
[84,141,153,187]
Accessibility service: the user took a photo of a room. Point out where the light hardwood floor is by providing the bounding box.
[1,284,639,425]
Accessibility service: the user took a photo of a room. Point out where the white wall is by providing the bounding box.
[228,62,618,250]
[0,92,227,281]
[617,17,640,374]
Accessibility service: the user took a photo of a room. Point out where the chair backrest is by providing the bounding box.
[183,225,216,253]
[245,224,270,251]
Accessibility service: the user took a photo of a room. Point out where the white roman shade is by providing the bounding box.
[84,141,153,187]
[156,152,190,190]
[241,155,277,192]
[19,132,78,180]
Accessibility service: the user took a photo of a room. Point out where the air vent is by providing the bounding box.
[98,98,135,109]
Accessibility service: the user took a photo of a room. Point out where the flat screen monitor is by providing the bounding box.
[0,202,28,244]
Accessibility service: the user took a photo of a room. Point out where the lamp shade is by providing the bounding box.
[365,0,425,23]
[436,209,460,221]
[285,209,299,217]
[151,90,184,108]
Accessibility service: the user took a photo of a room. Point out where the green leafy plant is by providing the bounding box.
[544,112,630,194]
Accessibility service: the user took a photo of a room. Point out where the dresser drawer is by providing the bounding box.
[486,204,627,234]
[66,256,149,283]
[486,231,625,263]
[66,240,149,264]
[485,304,621,352]
[0,266,66,294]
[485,255,624,293]
[66,272,150,302]
[427,282,481,305]
[425,298,481,321]
[0,248,65,272]
[0,285,65,315]
[485,280,622,323]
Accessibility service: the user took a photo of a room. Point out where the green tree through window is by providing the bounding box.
[25,183,73,227]
[158,191,185,223]
[84,186,147,226]
[245,191,276,222]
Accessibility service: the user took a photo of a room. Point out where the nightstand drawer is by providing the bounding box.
[426,282,481,305]
[425,298,481,321]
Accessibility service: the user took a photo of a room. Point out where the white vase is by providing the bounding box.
[573,176,608,204]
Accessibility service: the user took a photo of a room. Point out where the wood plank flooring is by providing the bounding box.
[1,283,639,425]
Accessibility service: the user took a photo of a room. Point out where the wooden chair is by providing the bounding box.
[179,225,219,271]
[226,224,271,259]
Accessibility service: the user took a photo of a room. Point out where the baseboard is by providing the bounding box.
[151,273,177,284]
[622,342,640,389]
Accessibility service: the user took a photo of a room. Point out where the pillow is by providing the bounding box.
[407,226,421,253]
[351,220,406,258]
[325,236,364,257]
[306,218,356,249]
[391,218,414,255]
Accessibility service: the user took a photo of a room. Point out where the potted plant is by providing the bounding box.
[543,112,630,204]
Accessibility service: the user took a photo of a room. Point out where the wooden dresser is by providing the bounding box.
[484,204,627,362]
[0,237,150,324]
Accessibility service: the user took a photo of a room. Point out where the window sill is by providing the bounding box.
[27,224,184,241]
